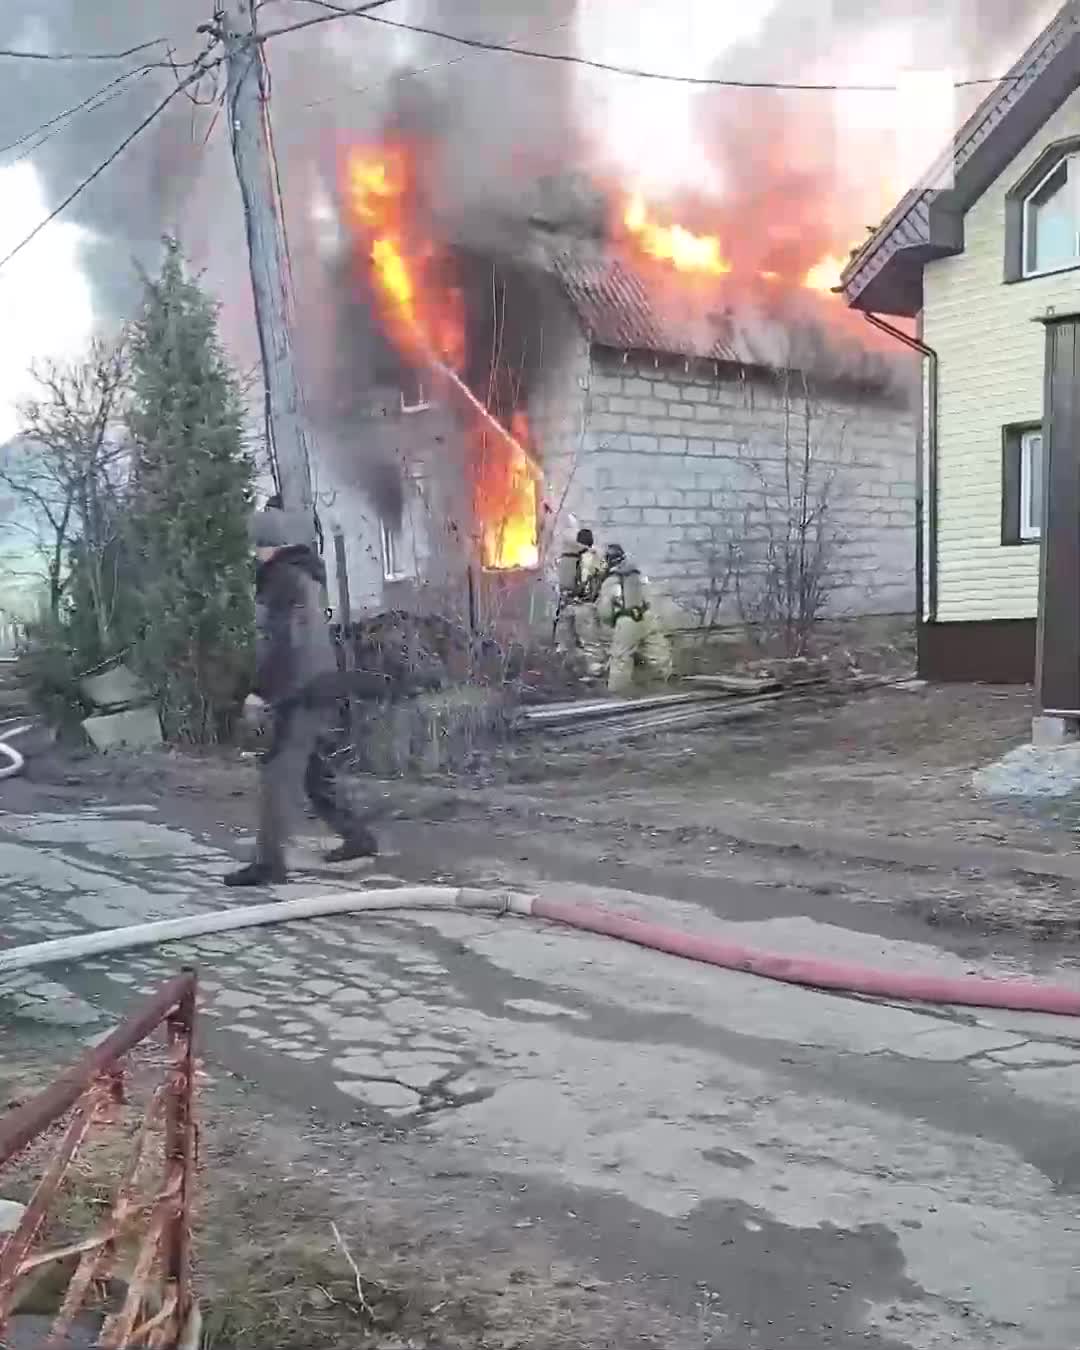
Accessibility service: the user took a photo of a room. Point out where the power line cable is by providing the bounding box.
[0,62,153,159]
[258,6,1030,93]
[0,67,155,166]
[255,0,400,42]
[298,16,573,111]
[0,38,169,62]
[0,56,223,274]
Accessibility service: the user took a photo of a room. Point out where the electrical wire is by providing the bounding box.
[298,17,573,111]
[0,38,168,63]
[254,0,398,40]
[0,56,222,275]
[0,65,153,165]
[259,6,1030,93]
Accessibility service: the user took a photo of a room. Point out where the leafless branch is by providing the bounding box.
[329,1222,372,1320]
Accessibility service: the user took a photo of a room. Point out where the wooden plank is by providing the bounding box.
[1037,313,1080,715]
[681,674,782,694]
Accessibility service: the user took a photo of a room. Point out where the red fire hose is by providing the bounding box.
[5,888,1080,1018]
[523,896,1080,1017]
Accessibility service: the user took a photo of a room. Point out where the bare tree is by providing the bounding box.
[695,366,853,658]
[0,339,129,642]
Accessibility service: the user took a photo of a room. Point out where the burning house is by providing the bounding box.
[307,141,919,638]
[287,3,971,641]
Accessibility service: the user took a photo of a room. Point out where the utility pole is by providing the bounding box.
[219,0,314,513]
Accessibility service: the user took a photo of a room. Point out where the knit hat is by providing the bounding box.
[250,506,316,551]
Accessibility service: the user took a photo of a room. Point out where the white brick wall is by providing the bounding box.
[579,351,917,625]
[923,84,1080,623]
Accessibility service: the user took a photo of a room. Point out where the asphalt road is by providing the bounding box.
[3,790,1080,1348]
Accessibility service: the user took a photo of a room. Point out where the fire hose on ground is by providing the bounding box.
[3,886,1080,1018]
[0,723,30,781]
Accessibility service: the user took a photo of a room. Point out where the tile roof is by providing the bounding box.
[549,250,905,388]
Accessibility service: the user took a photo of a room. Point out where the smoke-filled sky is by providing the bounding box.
[0,0,1064,443]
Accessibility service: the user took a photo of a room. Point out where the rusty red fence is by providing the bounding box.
[0,971,198,1348]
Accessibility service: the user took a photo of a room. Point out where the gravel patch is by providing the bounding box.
[974,744,1080,799]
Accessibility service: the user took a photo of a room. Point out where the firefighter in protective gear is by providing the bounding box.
[596,542,673,694]
[553,527,605,677]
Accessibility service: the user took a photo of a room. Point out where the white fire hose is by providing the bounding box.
[0,887,527,975]
[0,722,30,781]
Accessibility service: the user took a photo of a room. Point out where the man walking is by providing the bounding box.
[553,526,604,678]
[225,504,377,887]
[596,542,673,694]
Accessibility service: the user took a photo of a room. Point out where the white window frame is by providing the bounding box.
[1021,153,1080,279]
[399,374,431,414]
[1019,429,1043,542]
[380,517,410,582]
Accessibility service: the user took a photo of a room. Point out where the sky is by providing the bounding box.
[0,161,93,443]
[0,0,1063,453]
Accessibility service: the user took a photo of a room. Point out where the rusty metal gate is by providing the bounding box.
[0,971,198,1347]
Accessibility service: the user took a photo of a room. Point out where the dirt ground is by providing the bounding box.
[6,678,1080,1348]
[2,1018,682,1350]
[18,679,1080,940]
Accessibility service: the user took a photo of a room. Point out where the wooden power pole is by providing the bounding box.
[220,0,314,513]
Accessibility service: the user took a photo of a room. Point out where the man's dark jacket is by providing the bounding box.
[253,545,339,709]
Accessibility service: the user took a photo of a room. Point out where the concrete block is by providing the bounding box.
[1032,715,1080,748]
[639,398,668,417]
[684,386,710,403]
[609,396,637,415]
[653,381,681,399]
[81,663,150,711]
[659,436,688,454]
[629,435,659,453]
[83,705,163,752]
[623,377,654,396]
[0,1199,25,1233]
[684,435,715,455]
[668,402,695,417]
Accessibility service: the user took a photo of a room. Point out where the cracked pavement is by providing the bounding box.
[3,791,1080,1348]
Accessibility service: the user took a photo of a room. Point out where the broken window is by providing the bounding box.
[399,370,431,413]
[1023,155,1080,276]
[380,515,413,581]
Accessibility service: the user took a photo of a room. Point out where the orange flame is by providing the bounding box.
[802,254,848,294]
[621,192,855,296]
[341,143,538,571]
[342,144,465,369]
[623,193,732,275]
[477,411,539,570]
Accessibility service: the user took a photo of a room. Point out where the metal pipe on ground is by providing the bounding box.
[4,887,1080,1019]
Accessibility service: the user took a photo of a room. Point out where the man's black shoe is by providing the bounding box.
[325,832,379,863]
[224,860,288,887]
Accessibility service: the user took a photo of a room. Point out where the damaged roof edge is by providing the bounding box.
[841,2,1080,317]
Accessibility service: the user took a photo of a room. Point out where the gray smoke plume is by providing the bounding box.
[0,2,222,321]
[5,0,1063,323]
[1,0,1067,518]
